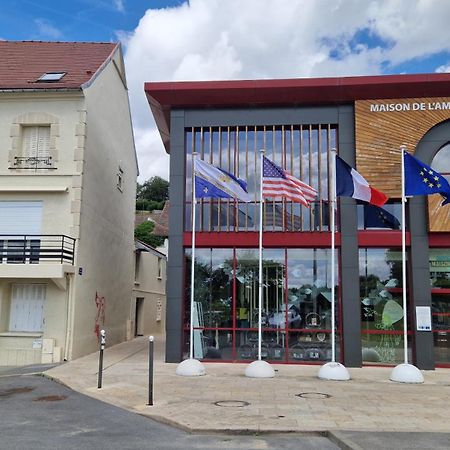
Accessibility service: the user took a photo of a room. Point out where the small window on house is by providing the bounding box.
[15,126,52,169]
[9,284,46,332]
[158,257,163,279]
[37,72,66,82]
[117,166,124,192]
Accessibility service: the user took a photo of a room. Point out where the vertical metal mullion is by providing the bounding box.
[281,125,285,232]
[254,126,258,231]
[200,127,204,232]
[272,126,276,232]
[227,127,231,232]
[290,125,294,232]
[218,127,222,230]
[308,125,313,231]
[209,127,213,232]
[234,126,239,231]
[318,124,323,231]
[299,125,304,231]
[191,128,195,229]
[245,126,249,231]
[327,124,332,232]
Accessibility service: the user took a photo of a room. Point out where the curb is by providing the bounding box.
[327,431,366,450]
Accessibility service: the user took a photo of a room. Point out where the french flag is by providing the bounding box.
[336,155,388,207]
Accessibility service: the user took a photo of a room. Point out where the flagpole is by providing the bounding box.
[176,151,205,376]
[389,146,423,383]
[257,149,264,361]
[318,148,350,381]
[330,149,336,363]
[401,146,408,364]
[190,152,197,361]
[244,149,274,378]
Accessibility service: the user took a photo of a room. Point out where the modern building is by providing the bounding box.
[0,41,138,365]
[145,74,450,369]
[133,240,167,337]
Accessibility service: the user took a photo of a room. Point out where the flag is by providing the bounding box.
[336,155,388,207]
[363,204,400,230]
[194,159,252,202]
[262,156,317,207]
[404,151,450,205]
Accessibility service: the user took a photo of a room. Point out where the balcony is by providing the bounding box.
[11,156,55,170]
[0,235,76,283]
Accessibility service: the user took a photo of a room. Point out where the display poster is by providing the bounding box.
[416,306,432,331]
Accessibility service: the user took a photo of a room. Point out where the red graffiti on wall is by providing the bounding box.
[94,292,106,339]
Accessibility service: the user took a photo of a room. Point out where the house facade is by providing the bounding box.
[132,240,167,338]
[145,74,450,369]
[0,41,138,365]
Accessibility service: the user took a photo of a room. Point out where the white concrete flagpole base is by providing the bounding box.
[245,360,275,378]
[390,363,424,384]
[318,362,350,381]
[176,358,206,377]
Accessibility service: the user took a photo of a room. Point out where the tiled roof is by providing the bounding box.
[0,41,118,90]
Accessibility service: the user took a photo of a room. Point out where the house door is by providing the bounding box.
[135,298,144,336]
[9,284,46,332]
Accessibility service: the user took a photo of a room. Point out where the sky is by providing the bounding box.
[2,0,450,182]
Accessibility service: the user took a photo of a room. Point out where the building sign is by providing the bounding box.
[369,101,450,113]
[416,306,432,332]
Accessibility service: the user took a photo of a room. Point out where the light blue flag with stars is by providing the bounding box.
[404,151,450,205]
[194,159,252,202]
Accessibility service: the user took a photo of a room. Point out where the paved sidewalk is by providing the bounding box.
[45,336,450,434]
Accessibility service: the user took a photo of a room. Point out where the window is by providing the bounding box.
[157,257,163,279]
[9,284,46,332]
[117,166,124,191]
[359,248,411,365]
[37,72,66,82]
[185,125,337,232]
[15,126,52,169]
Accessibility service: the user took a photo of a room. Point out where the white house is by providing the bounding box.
[0,41,138,365]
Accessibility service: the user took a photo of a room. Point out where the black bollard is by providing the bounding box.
[148,335,154,406]
[97,329,106,389]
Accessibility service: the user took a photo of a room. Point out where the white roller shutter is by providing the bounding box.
[0,202,43,235]
[9,284,46,332]
[22,126,50,158]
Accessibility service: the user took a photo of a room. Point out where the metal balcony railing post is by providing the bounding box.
[23,235,27,264]
[61,235,64,264]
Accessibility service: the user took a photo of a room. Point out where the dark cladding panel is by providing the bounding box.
[165,111,186,363]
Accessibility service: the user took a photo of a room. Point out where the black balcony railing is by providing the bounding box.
[12,156,55,169]
[0,235,75,265]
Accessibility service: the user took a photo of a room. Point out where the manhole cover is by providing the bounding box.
[296,392,332,399]
[33,395,67,402]
[0,387,34,397]
[214,400,250,407]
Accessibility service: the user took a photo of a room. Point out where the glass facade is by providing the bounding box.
[430,249,450,365]
[185,125,337,232]
[184,248,340,363]
[359,248,411,365]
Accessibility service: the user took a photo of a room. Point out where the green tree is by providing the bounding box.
[137,176,169,203]
[134,221,165,248]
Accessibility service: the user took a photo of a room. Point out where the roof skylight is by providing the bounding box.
[37,72,66,82]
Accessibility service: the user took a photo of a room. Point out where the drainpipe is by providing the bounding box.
[63,273,75,361]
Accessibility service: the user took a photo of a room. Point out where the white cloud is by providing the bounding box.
[436,63,450,73]
[113,0,125,13]
[119,0,450,182]
[34,18,62,39]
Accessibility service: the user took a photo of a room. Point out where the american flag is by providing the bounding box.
[262,156,317,206]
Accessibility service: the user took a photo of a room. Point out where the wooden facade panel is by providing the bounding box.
[355,97,450,232]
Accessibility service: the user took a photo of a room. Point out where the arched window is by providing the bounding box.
[432,143,450,182]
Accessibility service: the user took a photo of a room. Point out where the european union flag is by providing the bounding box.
[404,151,450,205]
[363,204,400,230]
[194,159,252,202]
